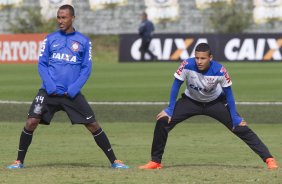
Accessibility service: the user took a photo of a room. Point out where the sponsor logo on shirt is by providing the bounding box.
[39,38,47,57]
[220,66,231,83]
[189,84,214,93]
[176,60,188,75]
[52,52,77,62]
[89,41,92,61]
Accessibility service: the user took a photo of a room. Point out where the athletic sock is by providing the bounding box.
[17,127,34,163]
[93,128,116,164]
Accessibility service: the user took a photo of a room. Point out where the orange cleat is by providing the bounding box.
[266,158,278,170]
[139,161,162,169]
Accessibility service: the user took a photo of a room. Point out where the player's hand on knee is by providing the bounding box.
[239,121,247,126]
[232,121,248,131]
[156,110,171,122]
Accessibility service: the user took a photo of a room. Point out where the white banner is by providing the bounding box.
[195,0,232,9]
[0,0,22,9]
[144,0,179,23]
[89,0,128,11]
[40,0,73,20]
[253,0,282,24]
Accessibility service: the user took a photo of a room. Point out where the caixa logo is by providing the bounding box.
[130,38,208,60]
[224,38,282,61]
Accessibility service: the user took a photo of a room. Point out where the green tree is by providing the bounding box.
[202,1,253,33]
[8,7,57,34]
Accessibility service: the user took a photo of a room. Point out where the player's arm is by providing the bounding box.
[38,37,57,95]
[138,22,146,36]
[222,86,244,129]
[157,60,187,121]
[157,78,183,121]
[67,40,92,98]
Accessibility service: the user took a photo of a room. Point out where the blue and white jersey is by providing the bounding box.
[174,58,232,102]
[38,30,92,98]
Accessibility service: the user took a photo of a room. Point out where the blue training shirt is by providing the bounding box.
[38,30,92,98]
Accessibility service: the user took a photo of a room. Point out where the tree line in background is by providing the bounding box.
[202,1,253,33]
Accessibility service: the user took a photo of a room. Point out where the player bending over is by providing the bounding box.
[139,43,278,170]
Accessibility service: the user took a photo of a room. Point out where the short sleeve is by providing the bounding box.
[219,66,232,87]
[174,60,188,81]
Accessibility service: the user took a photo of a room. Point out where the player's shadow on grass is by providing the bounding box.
[165,163,262,169]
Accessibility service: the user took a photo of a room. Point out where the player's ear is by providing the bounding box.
[209,54,213,61]
[72,16,75,22]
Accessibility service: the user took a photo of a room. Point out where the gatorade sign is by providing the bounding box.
[0,34,46,63]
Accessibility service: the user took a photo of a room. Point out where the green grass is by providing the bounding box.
[0,62,282,102]
[1,103,282,124]
[1,122,282,184]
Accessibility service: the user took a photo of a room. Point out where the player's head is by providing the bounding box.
[195,43,213,71]
[141,12,148,21]
[57,4,75,33]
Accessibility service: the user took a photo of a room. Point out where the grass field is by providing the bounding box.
[0,62,282,102]
[1,122,282,184]
[1,35,282,183]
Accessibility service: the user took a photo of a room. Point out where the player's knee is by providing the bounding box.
[156,117,169,126]
[156,117,175,132]
[85,122,100,133]
[232,125,250,135]
[25,118,39,131]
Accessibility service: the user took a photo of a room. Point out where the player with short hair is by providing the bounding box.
[139,43,278,170]
[7,4,129,169]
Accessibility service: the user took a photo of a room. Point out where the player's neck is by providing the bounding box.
[64,27,75,34]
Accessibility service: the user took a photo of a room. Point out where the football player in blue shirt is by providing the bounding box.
[139,43,278,170]
[7,4,129,169]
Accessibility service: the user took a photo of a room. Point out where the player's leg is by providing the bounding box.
[8,89,54,169]
[140,94,202,169]
[144,39,156,60]
[204,97,278,169]
[62,93,129,169]
[139,38,147,61]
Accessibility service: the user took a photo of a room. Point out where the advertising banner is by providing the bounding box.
[0,34,46,63]
[119,33,282,62]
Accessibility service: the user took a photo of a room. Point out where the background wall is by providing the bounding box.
[0,0,281,34]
